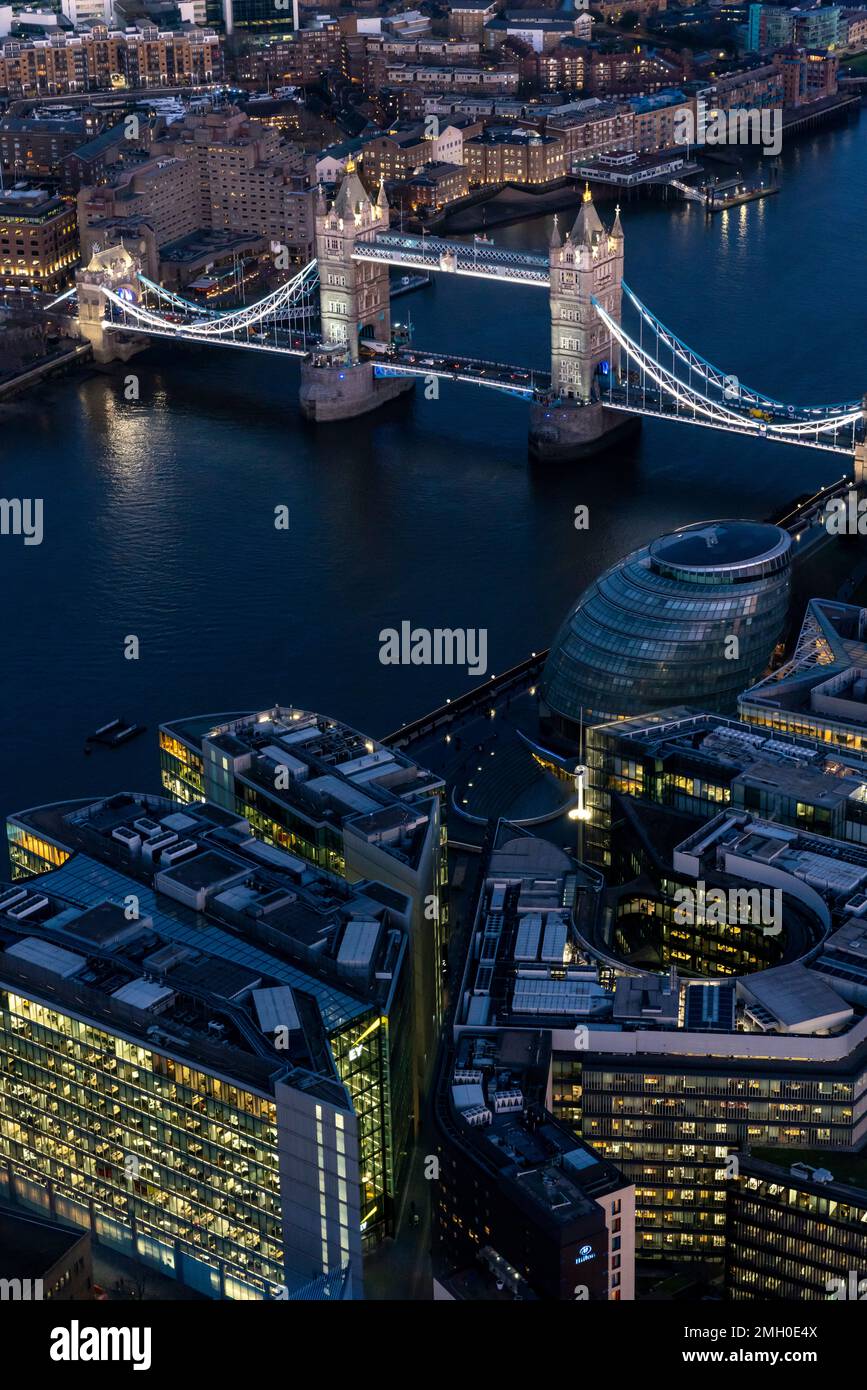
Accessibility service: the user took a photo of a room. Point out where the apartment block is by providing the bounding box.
[0,24,223,98]
[0,184,77,289]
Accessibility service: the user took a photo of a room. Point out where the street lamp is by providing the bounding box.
[568,764,591,862]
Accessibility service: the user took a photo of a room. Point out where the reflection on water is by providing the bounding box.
[0,117,864,821]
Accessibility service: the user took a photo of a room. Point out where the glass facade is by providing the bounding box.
[236,778,346,876]
[742,699,867,751]
[552,1057,861,1260]
[205,0,296,34]
[583,709,867,871]
[158,730,204,803]
[610,883,785,976]
[727,1163,867,1299]
[0,989,286,1297]
[585,719,732,868]
[6,799,413,1253]
[6,822,71,879]
[159,711,447,1144]
[541,520,792,741]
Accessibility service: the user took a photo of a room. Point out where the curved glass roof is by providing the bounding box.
[542,521,793,730]
[649,520,790,578]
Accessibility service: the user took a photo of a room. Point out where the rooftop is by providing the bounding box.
[742,1149,867,1205]
[445,1029,627,1229]
[0,1206,88,1280]
[8,791,412,1038]
[162,706,442,870]
[456,822,609,1030]
[649,519,790,575]
[0,185,67,218]
[741,597,867,729]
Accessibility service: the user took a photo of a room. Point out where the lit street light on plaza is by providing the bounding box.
[568,763,591,862]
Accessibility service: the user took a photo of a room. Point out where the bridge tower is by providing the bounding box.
[549,187,623,401]
[529,189,639,461]
[300,165,414,421]
[316,162,392,360]
[75,243,147,363]
[855,394,867,486]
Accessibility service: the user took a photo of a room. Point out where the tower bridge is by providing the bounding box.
[72,162,867,476]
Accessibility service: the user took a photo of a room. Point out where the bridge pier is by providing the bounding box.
[528,398,640,461]
[299,356,413,422]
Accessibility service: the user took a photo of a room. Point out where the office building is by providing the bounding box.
[5,790,420,1268]
[740,598,867,752]
[158,707,446,1111]
[449,816,867,1261]
[581,704,867,870]
[207,0,298,37]
[0,1205,93,1300]
[434,1029,635,1300]
[726,1152,867,1298]
[61,0,113,24]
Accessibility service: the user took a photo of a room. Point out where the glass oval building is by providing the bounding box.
[541,520,792,742]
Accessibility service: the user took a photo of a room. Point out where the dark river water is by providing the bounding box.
[1,113,865,824]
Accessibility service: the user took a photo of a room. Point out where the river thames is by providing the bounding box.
[1,113,865,822]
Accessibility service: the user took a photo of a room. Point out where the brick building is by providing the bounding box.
[0,23,222,98]
[0,184,78,290]
[545,101,635,160]
[464,125,566,185]
[773,46,839,105]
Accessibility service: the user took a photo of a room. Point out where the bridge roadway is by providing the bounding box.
[352,231,550,285]
[366,344,548,396]
[102,315,311,357]
[602,382,856,454]
[98,317,859,451]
